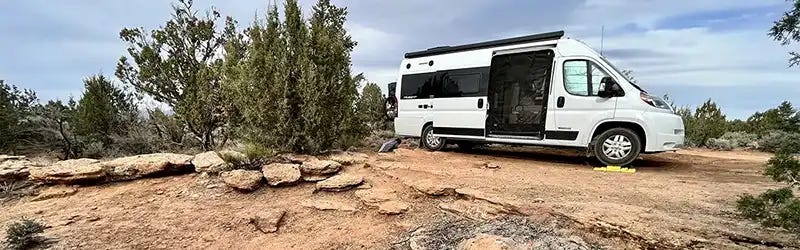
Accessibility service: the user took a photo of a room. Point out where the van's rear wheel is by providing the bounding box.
[592,128,641,166]
[421,125,445,151]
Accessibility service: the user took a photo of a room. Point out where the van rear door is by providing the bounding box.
[395,72,436,137]
[431,68,489,139]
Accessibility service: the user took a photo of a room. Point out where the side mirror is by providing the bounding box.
[597,76,620,98]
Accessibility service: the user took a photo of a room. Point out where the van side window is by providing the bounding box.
[400,72,438,99]
[440,73,481,97]
[563,60,610,96]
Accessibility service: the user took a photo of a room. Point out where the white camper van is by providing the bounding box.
[388,31,684,166]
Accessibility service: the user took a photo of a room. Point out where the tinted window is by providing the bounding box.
[400,73,437,99]
[440,73,481,97]
[563,60,610,96]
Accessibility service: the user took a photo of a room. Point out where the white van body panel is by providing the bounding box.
[393,33,685,153]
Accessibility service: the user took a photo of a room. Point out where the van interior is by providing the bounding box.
[486,50,554,139]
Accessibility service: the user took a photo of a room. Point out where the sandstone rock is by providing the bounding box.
[192,151,230,173]
[278,153,319,164]
[220,170,263,191]
[355,188,396,204]
[262,163,301,186]
[249,209,286,233]
[32,186,78,201]
[404,179,457,196]
[455,188,522,212]
[376,200,410,215]
[29,159,105,184]
[104,153,194,181]
[0,158,39,181]
[301,199,358,212]
[300,160,341,176]
[458,234,523,250]
[438,200,510,221]
[0,155,26,161]
[315,174,363,192]
[326,151,369,166]
[302,174,330,182]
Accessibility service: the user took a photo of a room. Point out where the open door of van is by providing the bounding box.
[486,49,554,139]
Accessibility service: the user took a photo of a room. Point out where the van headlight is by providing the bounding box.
[639,92,672,111]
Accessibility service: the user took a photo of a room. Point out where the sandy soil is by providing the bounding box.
[0,146,796,249]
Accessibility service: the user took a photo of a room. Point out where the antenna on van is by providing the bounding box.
[600,25,605,56]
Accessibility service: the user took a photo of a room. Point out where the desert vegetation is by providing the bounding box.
[0,0,389,160]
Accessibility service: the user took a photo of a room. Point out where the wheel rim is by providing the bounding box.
[425,129,442,148]
[602,134,632,161]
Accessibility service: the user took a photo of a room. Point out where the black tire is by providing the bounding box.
[592,128,641,166]
[420,125,446,151]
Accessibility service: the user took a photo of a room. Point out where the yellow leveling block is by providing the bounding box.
[593,165,636,173]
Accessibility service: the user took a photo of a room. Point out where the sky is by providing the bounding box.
[0,0,798,119]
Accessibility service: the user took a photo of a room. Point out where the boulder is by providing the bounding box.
[262,163,301,186]
[315,174,363,192]
[192,151,230,173]
[326,151,369,166]
[0,158,39,181]
[29,159,105,184]
[32,186,78,201]
[104,153,194,181]
[301,199,358,212]
[220,170,262,191]
[249,209,286,233]
[458,234,523,250]
[300,160,342,176]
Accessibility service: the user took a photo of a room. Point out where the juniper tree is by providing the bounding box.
[688,100,727,146]
[302,0,362,153]
[770,0,800,67]
[357,82,386,131]
[116,0,232,150]
[74,74,137,144]
[0,80,38,154]
[282,0,311,152]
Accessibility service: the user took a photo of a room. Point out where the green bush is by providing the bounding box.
[758,131,800,154]
[706,131,759,150]
[737,188,800,231]
[737,154,800,232]
[5,218,46,250]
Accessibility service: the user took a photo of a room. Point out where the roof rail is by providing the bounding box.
[404,30,565,59]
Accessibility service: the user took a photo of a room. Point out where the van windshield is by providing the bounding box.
[599,56,646,93]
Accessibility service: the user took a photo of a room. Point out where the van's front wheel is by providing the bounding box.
[421,125,445,151]
[592,128,641,166]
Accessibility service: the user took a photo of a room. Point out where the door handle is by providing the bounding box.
[477,99,484,109]
[557,96,565,108]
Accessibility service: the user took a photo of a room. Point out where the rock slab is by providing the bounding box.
[249,209,286,233]
[221,170,263,191]
[29,159,105,184]
[32,186,78,201]
[301,199,358,212]
[300,160,342,176]
[262,163,301,186]
[315,174,363,192]
[105,153,194,181]
[458,234,523,250]
[0,157,39,181]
